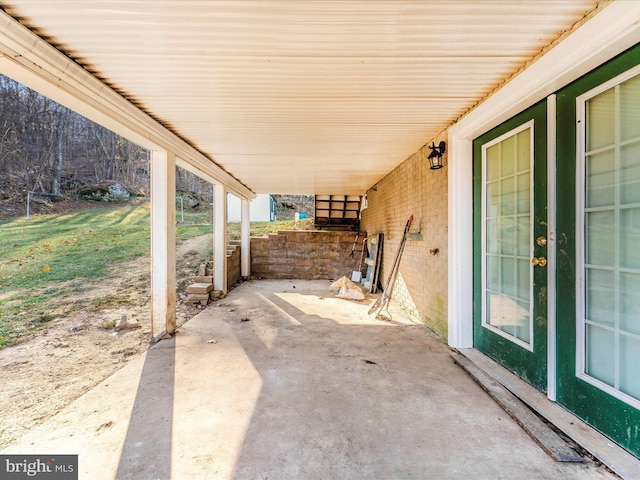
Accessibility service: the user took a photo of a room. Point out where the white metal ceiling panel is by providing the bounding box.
[0,0,600,194]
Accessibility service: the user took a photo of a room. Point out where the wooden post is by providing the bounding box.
[241,198,251,277]
[214,183,227,294]
[150,150,176,337]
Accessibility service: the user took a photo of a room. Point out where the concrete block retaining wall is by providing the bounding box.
[250,230,366,280]
[227,241,241,287]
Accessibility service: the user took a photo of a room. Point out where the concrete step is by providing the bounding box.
[186,283,215,294]
[185,293,210,306]
[191,275,214,283]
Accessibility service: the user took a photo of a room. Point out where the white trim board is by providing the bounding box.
[447,1,640,350]
[546,94,557,402]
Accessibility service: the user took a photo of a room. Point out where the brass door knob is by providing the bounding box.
[531,256,547,267]
[536,236,547,247]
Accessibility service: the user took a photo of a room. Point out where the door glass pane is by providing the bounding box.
[486,181,500,217]
[516,129,530,171]
[501,177,515,216]
[587,88,615,150]
[516,216,529,257]
[487,255,500,290]
[586,150,615,208]
[586,324,615,386]
[620,207,640,269]
[586,269,614,327]
[501,257,515,298]
[586,211,615,265]
[500,217,516,255]
[483,126,532,346]
[487,145,500,181]
[582,72,640,403]
[488,291,515,337]
[620,335,640,400]
[486,219,498,254]
[501,136,515,176]
[515,259,531,343]
[620,272,640,335]
[516,173,530,214]
[620,75,640,141]
[620,142,640,204]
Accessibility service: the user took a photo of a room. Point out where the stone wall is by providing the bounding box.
[251,230,366,280]
[360,132,448,340]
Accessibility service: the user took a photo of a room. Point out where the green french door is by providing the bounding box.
[556,45,640,457]
[471,44,640,458]
[474,102,547,390]
[473,101,548,390]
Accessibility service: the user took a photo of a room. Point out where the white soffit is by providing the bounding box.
[0,0,600,194]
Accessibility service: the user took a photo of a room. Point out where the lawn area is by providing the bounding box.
[0,201,210,346]
[0,200,312,346]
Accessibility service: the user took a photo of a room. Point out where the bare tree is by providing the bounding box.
[0,74,150,196]
[52,104,70,195]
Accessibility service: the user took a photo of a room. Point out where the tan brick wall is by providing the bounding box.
[360,133,448,340]
[251,230,366,280]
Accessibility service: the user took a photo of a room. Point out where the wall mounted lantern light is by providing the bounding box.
[427,141,446,170]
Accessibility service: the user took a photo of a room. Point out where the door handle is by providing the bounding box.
[531,256,547,267]
[536,236,547,247]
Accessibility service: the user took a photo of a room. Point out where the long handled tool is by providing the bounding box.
[368,215,413,317]
[351,236,368,282]
[349,231,359,258]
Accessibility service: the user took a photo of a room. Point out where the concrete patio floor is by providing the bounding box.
[3,279,616,479]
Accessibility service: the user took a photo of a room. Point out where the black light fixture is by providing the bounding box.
[427,141,446,170]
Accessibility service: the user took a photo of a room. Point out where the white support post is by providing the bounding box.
[447,134,474,349]
[214,184,227,294]
[150,150,176,337]
[547,94,557,401]
[241,198,251,277]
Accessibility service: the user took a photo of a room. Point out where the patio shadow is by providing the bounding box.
[116,337,175,480]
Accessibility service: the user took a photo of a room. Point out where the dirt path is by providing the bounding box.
[0,232,213,448]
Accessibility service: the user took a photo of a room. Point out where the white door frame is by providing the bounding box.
[447,1,640,398]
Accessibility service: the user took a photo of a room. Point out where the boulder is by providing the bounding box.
[107,183,131,201]
[77,182,131,202]
[176,193,201,208]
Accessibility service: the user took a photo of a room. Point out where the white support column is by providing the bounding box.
[241,198,251,277]
[546,94,557,401]
[447,133,474,349]
[214,184,227,294]
[150,150,176,337]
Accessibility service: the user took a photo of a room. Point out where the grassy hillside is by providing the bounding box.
[0,200,313,346]
[0,202,208,346]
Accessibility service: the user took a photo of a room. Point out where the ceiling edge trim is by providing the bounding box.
[449,0,640,140]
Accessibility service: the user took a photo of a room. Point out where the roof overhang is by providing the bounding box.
[0,1,610,196]
[0,9,255,199]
